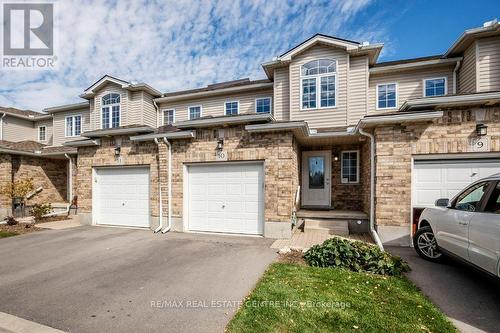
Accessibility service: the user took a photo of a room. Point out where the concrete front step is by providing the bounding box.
[303,218,349,236]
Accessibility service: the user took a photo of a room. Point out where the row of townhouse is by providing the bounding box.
[1,20,499,246]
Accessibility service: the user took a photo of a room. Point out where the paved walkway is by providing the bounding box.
[271,230,373,250]
[36,219,81,230]
[0,312,66,333]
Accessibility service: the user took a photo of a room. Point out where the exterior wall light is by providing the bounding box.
[476,124,488,137]
[114,146,121,156]
[333,153,339,161]
[216,138,224,151]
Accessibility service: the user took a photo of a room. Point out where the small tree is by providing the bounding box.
[31,203,53,222]
[0,178,34,201]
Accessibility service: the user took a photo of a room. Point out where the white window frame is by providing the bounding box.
[255,97,272,114]
[188,105,203,120]
[341,150,359,184]
[37,125,47,142]
[65,115,82,138]
[423,77,447,97]
[162,109,175,125]
[101,93,121,129]
[224,100,239,116]
[300,59,337,111]
[376,83,398,110]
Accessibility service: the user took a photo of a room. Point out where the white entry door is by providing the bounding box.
[302,151,331,207]
[187,163,264,235]
[93,167,150,228]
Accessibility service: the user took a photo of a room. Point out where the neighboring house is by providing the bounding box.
[1,20,499,246]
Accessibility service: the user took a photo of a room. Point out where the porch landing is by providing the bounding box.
[296,209,368,220]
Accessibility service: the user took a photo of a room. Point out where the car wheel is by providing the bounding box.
[414,226,443,262]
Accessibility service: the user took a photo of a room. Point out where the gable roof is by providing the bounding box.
[80,74,161,99]
[0,106,50,121]
[279,34,360,59]
[446,19,500,56]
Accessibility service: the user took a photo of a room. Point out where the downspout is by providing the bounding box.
[0,113,5,140]
[64,154,73,202]
[153,138,163,233]
[357,127,384,251]
[161,137,172,233]
[453,60,462,95]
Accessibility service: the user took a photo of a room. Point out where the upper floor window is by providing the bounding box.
[301,59,337,110]
[424,78,446,97]
[101,93,120,129]
[163,109,175,125]
[256,97,272,113]
[38,126,46,142]
[225,101,238,116]
[377,83,397,109]
[65,115,82,137]
[189,106,202,120]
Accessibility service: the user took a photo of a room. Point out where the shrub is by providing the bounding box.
[0,178,34,200]
[5,216,18,226]
[30,203,53,222]
[304,237,410,276]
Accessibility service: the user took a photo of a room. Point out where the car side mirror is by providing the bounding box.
[435,198,450,207]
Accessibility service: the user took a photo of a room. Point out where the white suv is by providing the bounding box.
[414,173,500,278]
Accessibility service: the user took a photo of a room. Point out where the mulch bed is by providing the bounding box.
[36,215,72,224]
[0,223,41,236]
[277,250,307,265]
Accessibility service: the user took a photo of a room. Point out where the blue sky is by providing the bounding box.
[0,0,498,111]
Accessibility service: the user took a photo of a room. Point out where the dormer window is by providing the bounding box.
[301,59,337,110]
[101,93,120,129]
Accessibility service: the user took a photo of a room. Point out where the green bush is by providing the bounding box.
[30,203,53,222]
[304,237,410,276]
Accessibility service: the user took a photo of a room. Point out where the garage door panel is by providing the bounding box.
[413,160,500,208]
[94,167,150,228]
[187,163,264,235]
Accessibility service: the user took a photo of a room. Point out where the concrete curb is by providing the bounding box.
[0,312,66,333]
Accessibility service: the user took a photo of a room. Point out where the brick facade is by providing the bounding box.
[163,126,299,227]
[76,137,160,221]
[374,108,500,228]
[0,154,12,218]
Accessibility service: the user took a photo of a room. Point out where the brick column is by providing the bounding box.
[0,154,12,218]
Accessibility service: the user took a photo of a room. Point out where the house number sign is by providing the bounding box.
[469,137,490,152]
[216,150,228,161]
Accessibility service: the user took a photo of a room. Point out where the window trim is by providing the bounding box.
[224,100,239,116]
[64,115,82,138]
[376,82,398,110]
[340,150,360,184]
[37,125,47,142]
[423,77,447,97]
[255,97,273,114]
[299,59,338,111]
[162,109,176,125]
[188,105,203,120]
[101,93,121,129]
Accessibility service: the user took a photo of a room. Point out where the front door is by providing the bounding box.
[302,151,331,207]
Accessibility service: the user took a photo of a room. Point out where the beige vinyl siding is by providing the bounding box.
[273,67,290,121]
[347,56,368,125]
[2,115,35,142]
[289,45,348,129]
[35,119,53,145]
[477,36,500,92]
[52,107,90,146]
[91,83,129,130]
[368,66,454,114]
[458,42,477,93]
[157,88,274,124]
[142,92,157,127]
[128,91,143,125]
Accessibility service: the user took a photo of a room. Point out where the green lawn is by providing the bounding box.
[0,230,18,238]
[227,263,456,333]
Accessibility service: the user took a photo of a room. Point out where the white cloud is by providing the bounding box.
[0,0,386,111]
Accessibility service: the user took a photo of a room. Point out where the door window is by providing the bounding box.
[484,182,500,214]
[308,156,325,189]
[453,182,490,212]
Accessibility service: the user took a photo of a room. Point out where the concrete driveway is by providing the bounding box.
[388,247,500,333]
[0,226,276,333]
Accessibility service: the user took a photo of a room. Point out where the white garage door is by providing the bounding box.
[413,159,500,208]
[94,167,150,228]
[187,163,264,235]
